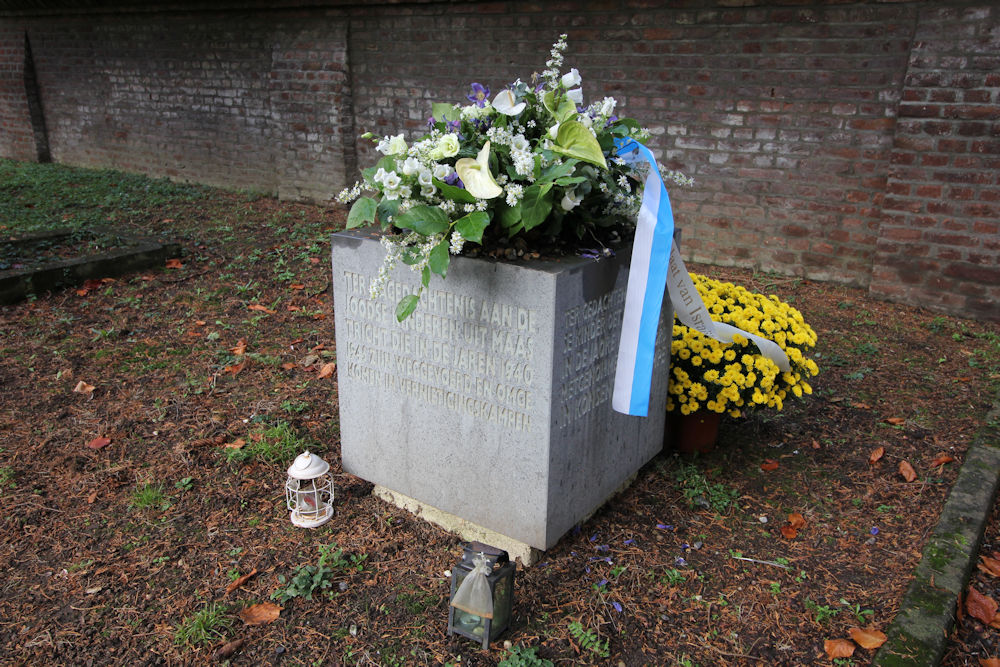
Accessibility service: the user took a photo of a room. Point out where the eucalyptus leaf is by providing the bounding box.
[346,197,377,229]
[396,294,420,322]
[394,205,450,236]
[433,178,477,204]
[521,183,554,232]
[552,121,608,170]
[428,239,450,278]
[454,211,490,244]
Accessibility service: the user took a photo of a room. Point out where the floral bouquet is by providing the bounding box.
[338,34,689,321]
[668,273,820,417]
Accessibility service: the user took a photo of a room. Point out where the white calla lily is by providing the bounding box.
[492,89,526,116]
[455,141,503,199]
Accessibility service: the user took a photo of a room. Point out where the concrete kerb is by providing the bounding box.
[873,397,1000,667]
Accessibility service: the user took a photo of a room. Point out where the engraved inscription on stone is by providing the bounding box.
[340,270,537,432]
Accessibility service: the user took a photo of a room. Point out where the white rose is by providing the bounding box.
[561,67,581,88]
[386,134,408,156]
[429,133,461,160]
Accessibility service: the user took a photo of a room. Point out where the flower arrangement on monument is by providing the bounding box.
[667,273,820,417]
[337,34,691,321]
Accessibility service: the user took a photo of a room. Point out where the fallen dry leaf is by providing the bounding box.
[780,525,798,540]
[851,401,872,409]
[290,283,305,290]
[886,417,905,425]
[165,258,183,269]
[225,567,258,594]
[979,658,1000,667]
[223,362,245,375]
[318,362,336,379]
[899,460,917,482]
[966,586,999,625]
[868,446,885,464]
[849,627,887,649]
[824,638,856,659]
[238,601,281,626]
[86,488,99,503]
[230,339,247,356]
[86,436,111,450]
[930,453,955,467]
[213,638,245,661]
[248,304,276,314]
[281,362,297,370]
[979,555,1000,578]
[73,380,96,394]
[223,439,246,450]
[787,512,807,529]
[760,459,779,471]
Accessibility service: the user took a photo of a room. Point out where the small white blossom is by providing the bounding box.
[449,231,465,255]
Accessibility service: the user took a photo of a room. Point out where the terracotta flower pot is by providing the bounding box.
[667,410,723,454]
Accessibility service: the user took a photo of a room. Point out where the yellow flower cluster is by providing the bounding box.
[667,273,820,417]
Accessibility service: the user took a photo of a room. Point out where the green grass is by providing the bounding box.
[225,420,311,464]
[129,483,169,511]
[174,601,232,646]
[0,158,210,233]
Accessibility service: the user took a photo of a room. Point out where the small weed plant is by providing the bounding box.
[567,620,610,658]
[804,598,839,624]
[497,645,554,667]
[673,461,738,513]
[130,483,169,511]
[272,543,366,603]
[174,601,232,646]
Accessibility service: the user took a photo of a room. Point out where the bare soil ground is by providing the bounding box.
[1,187,998,666]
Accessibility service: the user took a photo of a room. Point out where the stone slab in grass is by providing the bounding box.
[0,227,180,304]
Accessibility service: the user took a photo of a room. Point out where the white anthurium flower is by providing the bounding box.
[561,67,581,88]
[455,141,503,199]
[548,123,560,140]
[492,89,526,116]
[560,188,584,212]
[566,88,583,105]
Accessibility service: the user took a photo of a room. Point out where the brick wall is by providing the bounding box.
[0,1,997,321]
[0,24,35,161]
[871,4,1000,320]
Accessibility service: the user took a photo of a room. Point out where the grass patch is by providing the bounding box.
[225,420,311,465]
[174,601,232,646]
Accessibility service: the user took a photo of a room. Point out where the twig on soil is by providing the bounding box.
[731,555,791,569]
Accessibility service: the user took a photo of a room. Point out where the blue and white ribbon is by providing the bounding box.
[611,138,790,417]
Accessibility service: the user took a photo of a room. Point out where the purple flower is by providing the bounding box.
[589,534,598,542]
[446,119,461,133]
[426,116,436,128]
[674,556,687,567]
[681,543,690,551]
[656,523,674,531]
[585,565,591,574]
[597,578,608,588]
[444,172,461,186]
[579,248,601,259]
[595,544,609,552]
[467,82,490,107]
[612,601,623,613]
[624,538,636,546]
[870,526,880,536]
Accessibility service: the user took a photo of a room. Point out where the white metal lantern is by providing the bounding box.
[285,451,334,528]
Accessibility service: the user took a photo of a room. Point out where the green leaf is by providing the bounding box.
[396,294,419,322]
[538,159,578,184]
[499,202,522,228]
[552,121,608,169]
[433,178,477,204]
[554,176,588,186]
[454,211,490,243]
[346,197,377,229]
[521,183,554,232]
[542,90,578,123]
[421,265,431,288]
[376,198,400,230]
[394,205,450,236]
[432,102,460,122]
[428,239,450,278]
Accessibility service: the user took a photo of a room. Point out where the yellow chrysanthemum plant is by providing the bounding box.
[666,273,820,418]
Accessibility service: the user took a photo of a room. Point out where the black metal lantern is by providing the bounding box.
[447,542,516,649]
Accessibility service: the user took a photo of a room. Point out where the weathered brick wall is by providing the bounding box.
[871,4,1000,320]
[0,24,35,161]
[0,1,997,321]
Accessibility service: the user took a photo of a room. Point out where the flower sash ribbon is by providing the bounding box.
[611,138,790,417]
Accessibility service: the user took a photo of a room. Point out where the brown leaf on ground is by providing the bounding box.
[760,459,779,471]
[230,339,247,356]
[930,453,955,467]
[223,362,245,375]
[898,460,917,482]
[966,587,999,625]
[238,602,281,626]
[165,258,183,269]
[248,304,275,314]
[979,555,1000,578]
[213,638,245,661]
[225,567,258,594]
[849,627,887,649]
[73,380,96,394]
[886,417,905,425]
[780,525,798,540]
[318,362,336,379]
[868,446,885,464]
[824,638,856,659]
[979,658,1000,667]
[290,283,305,290]
[86,436,111,450]
[222,439,246,450]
